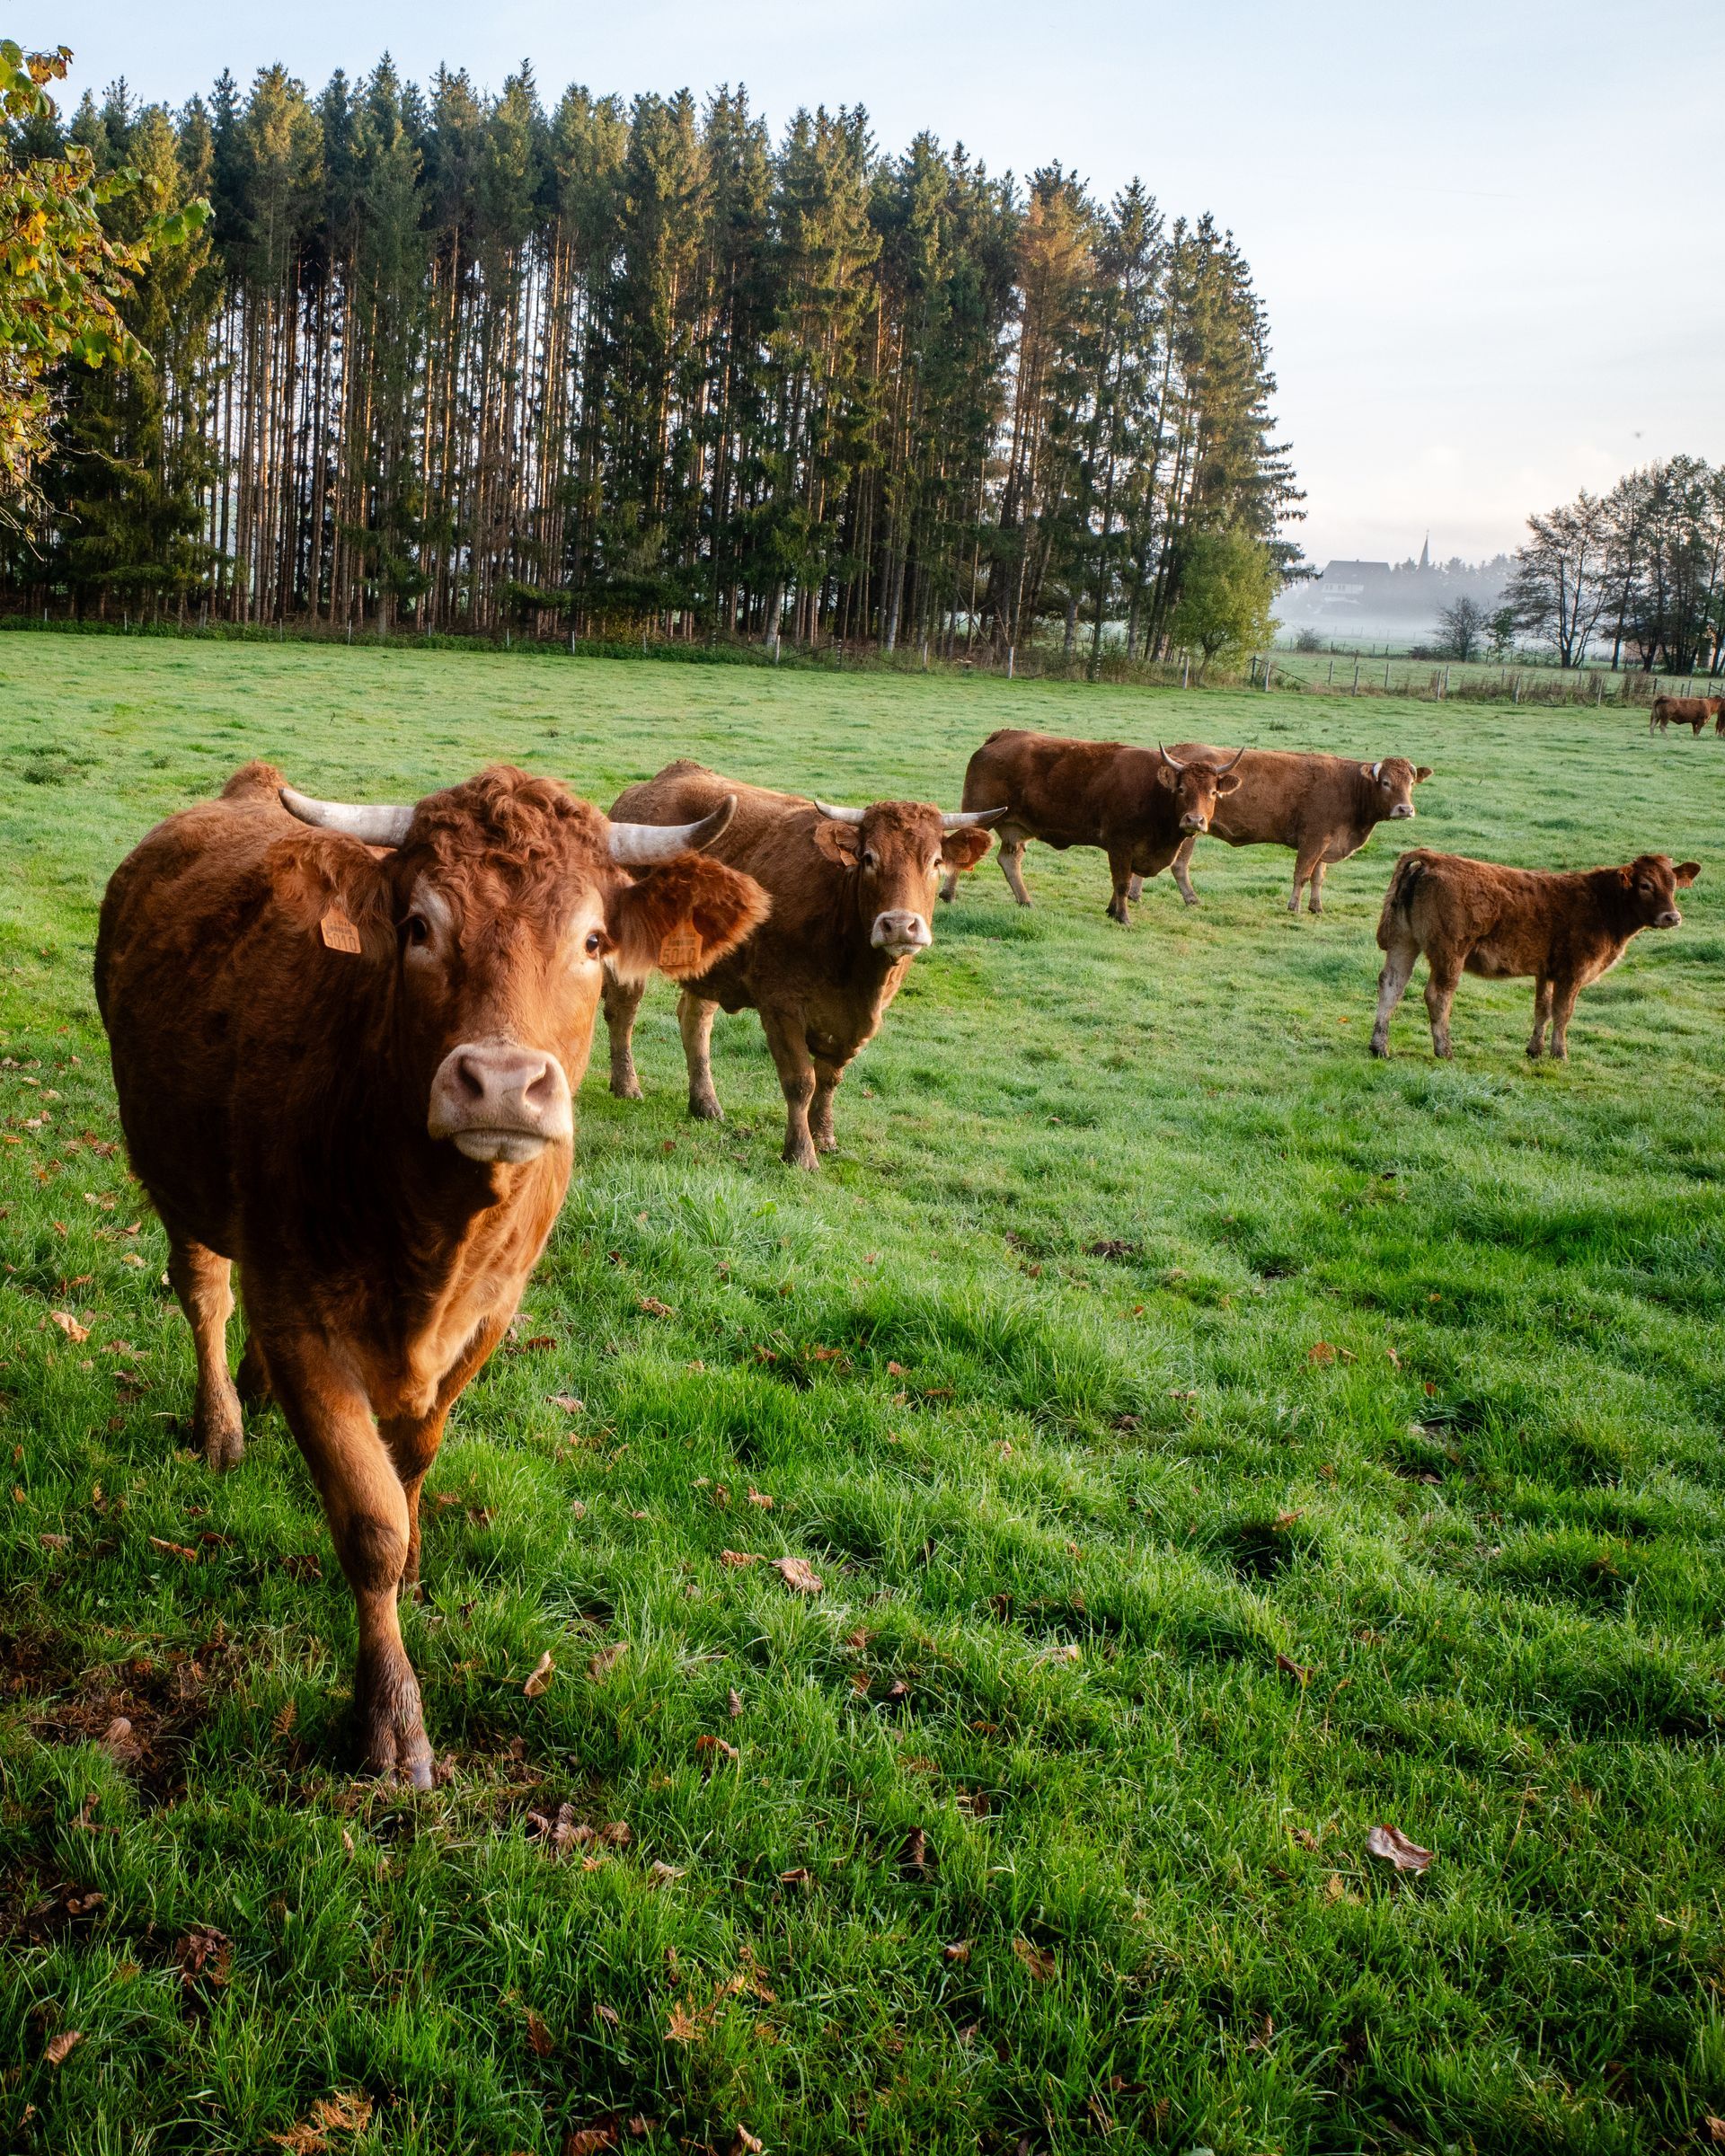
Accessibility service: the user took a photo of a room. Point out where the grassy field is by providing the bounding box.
[3,633,1723,2156]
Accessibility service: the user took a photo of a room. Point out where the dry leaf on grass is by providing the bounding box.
[637,1296,675,1319]
[942,1940,971,1963]
[525,2009,554,2056]
[649,1860,686,1885]
[1012,1937,1057,1981]
[1704,2119,1725,2148]
[727,1688,744,1719]
[1365,1823,1434,1873]
[523,1651,554,1698]
[148,1535,199,1562]
[1275,1653,1312,1685]
[1307,1340,1336,1365]
[777,1867,812,1887]
[588,1642,629,1681]
[664,2004,701,2044]
[718,1549,759,1568]
[732,2130,764,2155]
[695,1734,739,1764]
[549,1394,585,1415]
[746,1488,773,1509]
[48,1310,89,1344]
[564,2130,618,2156]
[774,1556,823,1594]
[44,2029,83,2066]
[311,2091,373,2134]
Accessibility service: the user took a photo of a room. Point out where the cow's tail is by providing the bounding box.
[1376,852,1426,950]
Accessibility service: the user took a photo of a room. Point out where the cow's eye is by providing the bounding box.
[403,913,431,949]
[862,848,878,870]
[584,929,606,957]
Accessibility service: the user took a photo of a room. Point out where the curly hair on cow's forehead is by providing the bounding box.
[408,764,612,878]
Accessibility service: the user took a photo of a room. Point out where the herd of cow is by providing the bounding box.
[93,720,1701,1784]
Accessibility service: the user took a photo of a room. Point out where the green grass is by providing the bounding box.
[3,635,1723,2156]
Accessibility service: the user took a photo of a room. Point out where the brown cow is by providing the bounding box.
[1369,847,1699,1061]
[942,729,1243,923]
[602,759,1000,1169]
[96,762,766,1785]
[1650,695,1722,735]
[1157,747,1433,914]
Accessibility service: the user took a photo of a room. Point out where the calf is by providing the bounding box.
[1650,695,1721,734]
[603,762,999,1168]
[96,762,765,1784]
[943,729,1243,923]
[1158,746,1432,913]
[1369,847,1699,1061]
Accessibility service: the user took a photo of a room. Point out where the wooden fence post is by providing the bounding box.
[1352,658,1360,695]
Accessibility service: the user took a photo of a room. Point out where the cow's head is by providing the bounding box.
[1360,757,1433,820]
[1623,853,1700,932]
[810,800,1005,958]
[1156,745,1245,833]
[277,768,767,1166]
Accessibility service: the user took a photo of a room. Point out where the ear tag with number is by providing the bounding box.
[658,925,703,972]
[320,906,362,955]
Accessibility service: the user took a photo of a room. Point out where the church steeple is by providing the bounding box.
[1419,531,1430,570]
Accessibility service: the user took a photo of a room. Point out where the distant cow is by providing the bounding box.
[602,760,1001,1168]
[1154,747,1433,913]
[96,762,765,1785]
[1369,847,1699,1061]
[943,729,1243,923]
[1650,695,1722,734]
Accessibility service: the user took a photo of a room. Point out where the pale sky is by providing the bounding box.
[32,0,1725,568]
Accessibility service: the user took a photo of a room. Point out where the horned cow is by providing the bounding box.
[602,759,1000,1169]
[96,762,766,1784]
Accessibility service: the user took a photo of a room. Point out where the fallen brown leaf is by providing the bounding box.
[549,1393,585,1415]
[44,2029,83,2066]
[48,1310,90,1344]
[718,1549,759,1568]
[598,1821,632,1848]
[732,2130,764,2155]
[727,1688,744,1719]
[588,1642,629,1681]
[942,1940,971,1963]
[1307,1340,1336,1365]
[637,1296,675,1319]
[695,1734,739,1764]
[525,2009,554,2057]
[777,1867,812,1887]
[148,1534,199,1563]
[1275,1653,1312,1685]
[1012,1937,1057,1981]
[746,1488,773,1509]
[311,2090,373,2134]
[565,2130,618,2156]
[774,1556,823,1594]
[524,1650,554,1698]
[1365,1823,1434,1873]
[664,2005,700,2044]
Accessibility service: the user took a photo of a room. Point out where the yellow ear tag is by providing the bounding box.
[658,925,703,972]
[320,906,362,955]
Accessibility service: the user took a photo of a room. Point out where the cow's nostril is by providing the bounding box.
[456,1056,487,1101]
[525,1063,557,1109]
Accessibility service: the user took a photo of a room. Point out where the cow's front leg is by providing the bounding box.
[1289,849,1322,914]
[1548,978,1580,1061]
[997,838,1032,906]
[1170,835,1199,906]
[810,1058,844,1153]
[382,1312,510,1591]
[1369,939,1418,1057]
[165,1236,245,1471]
[678,992,723,1120]
[938,870,959,905]
[264,1330,431,1789]
[1106,849,1136,924]
[601,972,647,1100]
[759,1006,820,1170]
[1424,958,1462,1059]
[1526,977,1554,1058]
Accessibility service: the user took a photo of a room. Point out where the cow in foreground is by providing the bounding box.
[1154,746,1433,913]
[96,762,766,1785]
[1650,696,1721,735]
[602,760,1000,1169]
[943,729,1243,923]
[1369,847,1698,1061]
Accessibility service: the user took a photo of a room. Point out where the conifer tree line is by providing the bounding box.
[0,58,1300,654]
[1508,459,1725,675]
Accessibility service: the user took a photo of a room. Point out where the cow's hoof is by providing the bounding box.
[1369,1040,1390,1059]
[358,1669,433,1789]
[688,1095,723,1123]
[609,1075,643,1101]
[782,1144,820,1172]
[1180,895,1200,909]
[1434,1046,1454,1061]
[198,1412,245,1473]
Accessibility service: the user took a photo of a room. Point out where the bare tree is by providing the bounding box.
[1436,595,1485,660]
[1505,492,1615,667]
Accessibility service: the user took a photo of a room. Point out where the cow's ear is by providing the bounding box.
[1415,765,1433,782]
[940,826,994,872]
[604,855,770,985]
[812,817,862,865]
[1215,772,1243,796]
[1155,761,1180,791]
[1358,761,1377,780]
[267,832,396,959]
[1674,861,1701,886]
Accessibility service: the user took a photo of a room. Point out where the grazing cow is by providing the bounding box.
[1369,847,1699,1061]
[942,729,1243,923]
[1156,746,1433,914]
[1650,695,1722,735]
[96,762,766,1785]
[601,760,1000,1169]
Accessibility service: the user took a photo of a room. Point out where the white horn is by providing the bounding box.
[813,800,867,825]
[607,795,736,864]
[1370,760,1382,780]
[280,786,415,846]
[1218,746,1247,773]
[1157,743,1188,773]
[942,806,1009,829]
